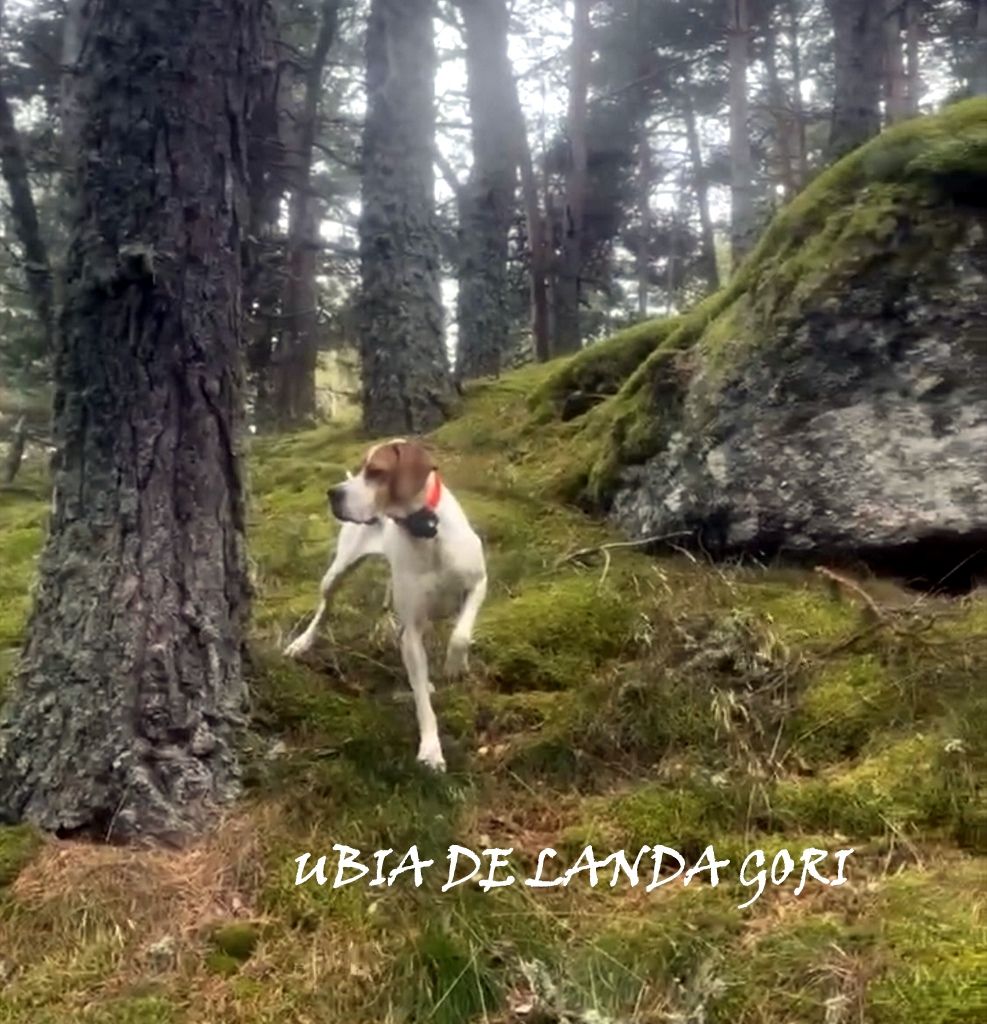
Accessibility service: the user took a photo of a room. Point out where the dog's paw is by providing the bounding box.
[444,637,470,680]
[284,633,313,659]
[417,738,446,772]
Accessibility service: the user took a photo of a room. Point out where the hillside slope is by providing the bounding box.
[0,377,985,1022]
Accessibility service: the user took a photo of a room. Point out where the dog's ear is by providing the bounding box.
[390,440,435,504]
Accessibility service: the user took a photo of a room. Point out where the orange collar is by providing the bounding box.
[425,472,442,510]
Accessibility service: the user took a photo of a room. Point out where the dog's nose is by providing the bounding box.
[327,485,344,513]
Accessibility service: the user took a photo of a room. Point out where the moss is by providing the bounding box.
[209,921,261,961]
[204,950,242,977]
[475,570,642,691]
[0,823,43,888]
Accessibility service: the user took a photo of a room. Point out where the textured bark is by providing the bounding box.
[552,0,591,356]
[454,0,519,381]
[359,0,452,435]
[727,0,757,269]
[973,0,987,96]
[884,0,909,123]
[683,82,720,295]
[270,0,341,427]
[0,0,257,843]
[0,80,53,352]
[826,0,883,160]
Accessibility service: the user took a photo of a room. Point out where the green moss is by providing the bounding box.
[209,921,261,961]
[475,570,642,691]
[0,823,43,888]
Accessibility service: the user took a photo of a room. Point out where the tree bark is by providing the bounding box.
[454,0,519,381]
[785,0,809,189]
[0,0,257,843]
[883,0,909,123]
[727,0,757,269]
[905,0,922,114]
[244,0,286,430]
[825,0,883,160]
[0,80,53,353]
[552,0,591,356]
[763,7,796,198]
[683,80,720,295]
[973,0,987,96]
[636,123,652,317]
[270,0,341,428]
[359,0,452,435]
[1,416,26,486]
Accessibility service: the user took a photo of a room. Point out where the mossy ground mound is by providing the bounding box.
[1,369,985,1022]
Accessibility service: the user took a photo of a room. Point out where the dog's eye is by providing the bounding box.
[364,467,383,482]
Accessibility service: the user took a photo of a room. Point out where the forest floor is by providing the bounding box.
[0,360,985,1023]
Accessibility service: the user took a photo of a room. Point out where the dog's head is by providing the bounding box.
[328,438,437,524]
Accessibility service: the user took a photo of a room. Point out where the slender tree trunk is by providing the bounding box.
[517,134,551,362]
[454,0,519,381]
[884,0,909,123]
[1,416,26,485]
[271,0,341,428]
[825,0,883,160]
[905,0,922,113]
[727,0,756,269]
[552,0,591,356]
[244,0,286,430]
[0,0,257,843]
[763,9,796,198]
[636,123,652,317]
[360,0,451,435]
[972,0,987,96]
[683,77,720,294]
[786,0,809,189]
[0,81,53,353]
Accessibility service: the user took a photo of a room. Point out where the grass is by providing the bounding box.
[1,103,986,1022]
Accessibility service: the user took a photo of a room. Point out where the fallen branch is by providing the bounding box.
[555,531,692,571]
[814,565,886,623]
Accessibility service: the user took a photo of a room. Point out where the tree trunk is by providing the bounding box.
[636,123,652,317]
[0,81,53,353]
[552,0,591,356]
[825,0,883,160]
[763,7,796,198]
[270,0,341,428]
[883,0,909,123]
[0,0,257,843]
[1,416,26,486]
[973,0,987,96]
[683,77,720,294]
[359,0,452,436]
[244,0,286,430]
[727,0,757,269]
[454,0,519,381]
[786,0,809,189]
[905,0,921,114]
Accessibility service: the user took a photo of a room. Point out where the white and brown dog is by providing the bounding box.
[283,438,487,771]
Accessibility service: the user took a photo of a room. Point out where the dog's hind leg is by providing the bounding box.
[284,521,383,658]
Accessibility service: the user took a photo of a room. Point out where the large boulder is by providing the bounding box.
[595,100,987,586]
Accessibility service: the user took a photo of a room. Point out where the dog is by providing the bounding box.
[283,438,488,771]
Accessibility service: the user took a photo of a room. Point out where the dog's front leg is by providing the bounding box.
[445,572,488,680]
[400,623,445,771]
[284,521,382,658]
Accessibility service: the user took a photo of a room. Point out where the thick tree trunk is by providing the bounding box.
[552,0,591,356]
[454,0,519,381]
[973,0,987,96]
[884,0,909,123]
[683,77,720,294]
[727,0,756,269]
[269,0,340,428]
[0,81,53,352]
[825,0,883,160]
[359,0,451,435]
[0,0,257,843]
